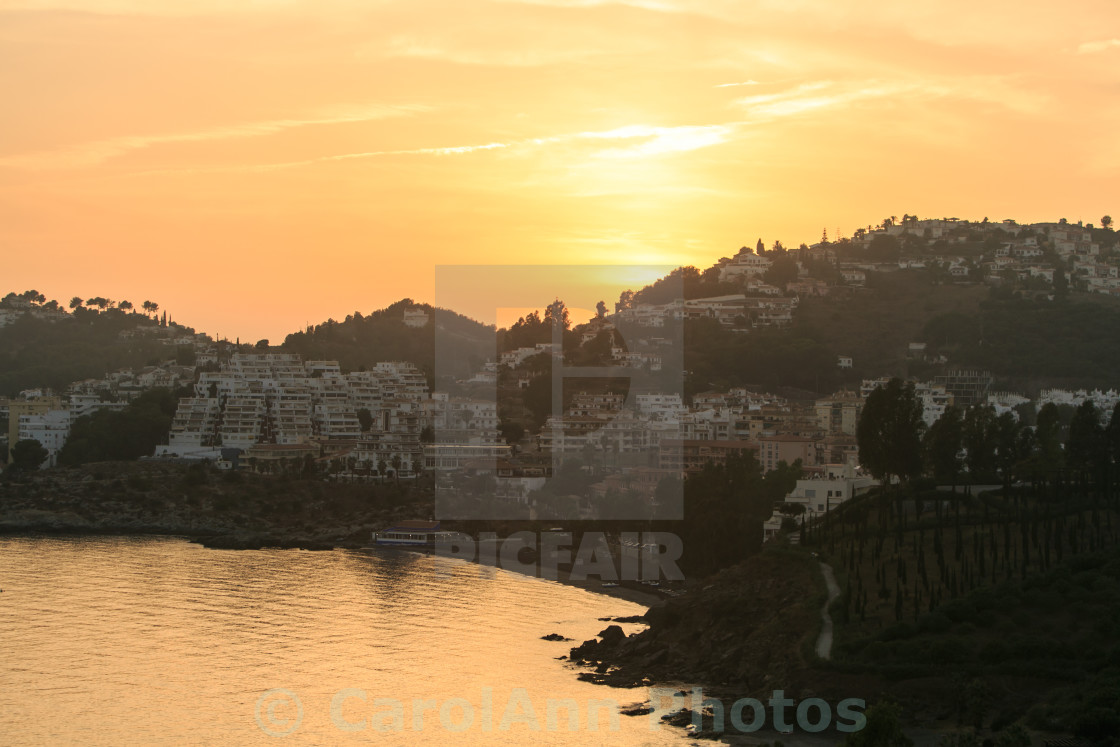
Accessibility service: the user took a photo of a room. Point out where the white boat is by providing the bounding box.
[372,520,465,549]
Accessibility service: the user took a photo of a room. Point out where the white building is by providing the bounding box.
[784,463,878,518]
[403,309,430,328]
[17,409,72,468]
[718,250,772,281]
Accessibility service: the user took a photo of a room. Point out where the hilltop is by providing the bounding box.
[280,299,494,388]
[0,293,198,398]
[5,214,1120,407]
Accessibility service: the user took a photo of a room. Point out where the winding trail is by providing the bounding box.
[815,562,841,660]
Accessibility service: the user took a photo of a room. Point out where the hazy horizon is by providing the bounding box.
[3,0,1118,341]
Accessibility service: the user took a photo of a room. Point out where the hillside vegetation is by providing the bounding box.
[281,299,494,387]
[0,308,181,397]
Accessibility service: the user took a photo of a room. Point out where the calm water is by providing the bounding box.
[0,535,682,745]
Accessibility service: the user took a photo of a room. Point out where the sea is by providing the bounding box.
[0,535,684,745]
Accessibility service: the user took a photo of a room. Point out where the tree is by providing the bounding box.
[58,387,182,465]
[1033,402,1064,473]
[1102,215,1113,231]
[868,233,901,261]
[755,238,764,254]
[1106,402,1120,464]
[301,453,317,478]
[763,255,799,289]
[544,299,569,331]
[68,296,84,310]
[356,408,374,433]
[993,411,1024,482]
[595,300,607,318]
[9,439,49,472]
[1066,400,1107,471]
[962,405,999,480]
[118,300,133,312]
[1053,265,1068,295]
[500,421,524,444]
[923,406,963,483]
[857,379,926,486]
[675,451,770,576]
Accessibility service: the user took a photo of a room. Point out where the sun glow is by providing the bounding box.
[1,0,1117,339]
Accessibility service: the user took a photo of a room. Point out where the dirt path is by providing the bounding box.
[815,562,841,660]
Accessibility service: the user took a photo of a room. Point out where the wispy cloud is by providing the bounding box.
[1077,38,1120,55]
[732,77,1048,122]
[714,80,761,88]
[576,124,732,157]
[733,81,854,118]
[252,142,511,171]
[267,123,733,169]
[123,121,736,177]
[0,105,429,170]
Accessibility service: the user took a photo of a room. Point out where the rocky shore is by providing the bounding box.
[0,461,424,551]
[567,548,827,692]
[559,547,888,743]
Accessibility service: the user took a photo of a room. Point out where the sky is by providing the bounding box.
[2,0,1118,341]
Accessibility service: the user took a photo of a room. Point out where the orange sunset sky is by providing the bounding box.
[2,0,1118,341]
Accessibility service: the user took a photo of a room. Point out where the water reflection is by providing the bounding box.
[0,535,675,745]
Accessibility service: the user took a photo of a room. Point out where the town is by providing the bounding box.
[3,214,1118,546]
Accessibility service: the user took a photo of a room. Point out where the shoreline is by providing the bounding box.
[0,524,665,607]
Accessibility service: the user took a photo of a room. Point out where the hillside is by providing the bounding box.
[794,271,989,380]
[920,292,1120,391]
[0,306,191,397]
[280,299,494,387]
[572,476,1120,745]
[811,475,1120,744]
